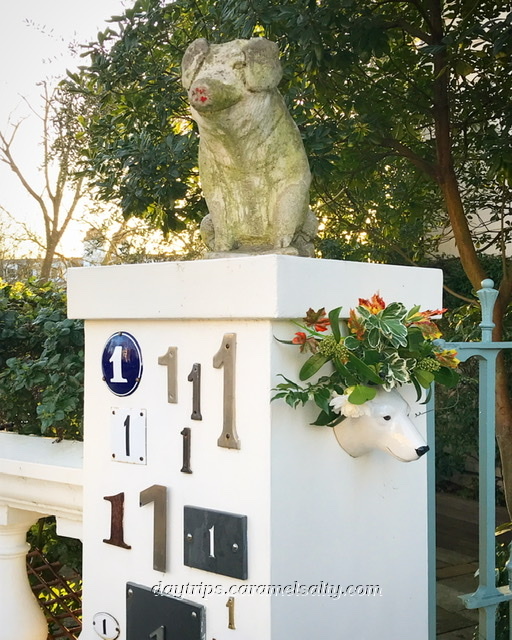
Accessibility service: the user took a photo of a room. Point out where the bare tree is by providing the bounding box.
[0,82,85,280]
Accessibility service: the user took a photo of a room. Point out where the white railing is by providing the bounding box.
[0,433,83,640]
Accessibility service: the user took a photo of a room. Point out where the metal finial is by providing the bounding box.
[477,279,498,342]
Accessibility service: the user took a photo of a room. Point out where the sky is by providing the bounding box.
[1,0,131,257]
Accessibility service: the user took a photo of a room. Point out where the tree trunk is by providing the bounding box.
[493,301,512,518]
[40,235,58,281]
[428,0,512,518]
[40,254,53,281]
[495,354,512,518]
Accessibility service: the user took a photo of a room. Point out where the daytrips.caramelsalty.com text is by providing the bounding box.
[151,581,382,600]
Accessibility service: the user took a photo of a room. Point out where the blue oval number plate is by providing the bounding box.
[102,332,143,396]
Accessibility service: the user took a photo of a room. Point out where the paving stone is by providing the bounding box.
[437,562,479,580]
[437,624,476,640]
[437,547,476,566]
[436,606,477,634]
[437,583,476,615]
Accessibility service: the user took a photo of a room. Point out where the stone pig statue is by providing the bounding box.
[333,389,430,463]
[182,38,318,256]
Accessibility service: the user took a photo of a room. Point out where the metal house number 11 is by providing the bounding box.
[158,333,240,450]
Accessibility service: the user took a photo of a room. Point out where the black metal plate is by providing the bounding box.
[126,582,205,640]
[184,506,248,580]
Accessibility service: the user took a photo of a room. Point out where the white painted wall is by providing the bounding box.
[68,255,440,640]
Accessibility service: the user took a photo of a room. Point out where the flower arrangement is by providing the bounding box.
[273,293,459,425]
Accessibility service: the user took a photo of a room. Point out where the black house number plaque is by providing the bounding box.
[184,506,248,580]
[126,583,205,640]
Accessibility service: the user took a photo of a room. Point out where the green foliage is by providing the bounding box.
[28,517,82,573]
[0,279,84,440]
[69,0,511,269]
[432,265,512,502]
[494,532,512,639]
[431,254,507,312]
[273,296,459,426]
[435,361,480,498]
[27,517,82,637]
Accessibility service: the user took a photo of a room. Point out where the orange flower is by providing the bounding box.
[435,349,460,369]
[414,319,442,340]
[409,308,446,340]
[292,332,319,354]
[293,332,307,344]
[347,308,365,340]
[358,293,386,314]
[422,308,446,318]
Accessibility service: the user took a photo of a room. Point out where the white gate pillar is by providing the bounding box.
[0,506,47,640]
[68,255,442,640]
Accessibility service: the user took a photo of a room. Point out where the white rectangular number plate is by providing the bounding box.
[111,408,147,465]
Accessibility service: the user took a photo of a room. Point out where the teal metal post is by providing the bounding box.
[427,392,437,640]
[440,280,512,639]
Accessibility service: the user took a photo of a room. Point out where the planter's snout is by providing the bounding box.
[333,388,429,462]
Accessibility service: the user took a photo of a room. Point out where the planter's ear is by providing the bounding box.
[182,39,209,90]
[242,38,282,92]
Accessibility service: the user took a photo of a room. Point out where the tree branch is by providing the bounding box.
[379,137,438,180]
[383,19,434,45]
[0,129,50,222]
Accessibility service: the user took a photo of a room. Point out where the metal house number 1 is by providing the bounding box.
[213,333,240,449]
[109,346,127,383]
[158,333,240,450]
[102,333,143,397]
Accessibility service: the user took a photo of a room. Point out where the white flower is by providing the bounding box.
[329,393,371,418]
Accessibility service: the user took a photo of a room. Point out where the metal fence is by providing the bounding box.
[428,279,512,640]
[27,548,82,640]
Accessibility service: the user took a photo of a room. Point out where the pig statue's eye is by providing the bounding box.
[383,415,391,421]
[233,61,246,69]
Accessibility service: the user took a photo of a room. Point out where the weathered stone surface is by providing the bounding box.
[182,38,318,257]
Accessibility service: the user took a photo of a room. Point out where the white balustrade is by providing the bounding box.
[0,433,83,640]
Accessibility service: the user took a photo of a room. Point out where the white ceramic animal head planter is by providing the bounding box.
[333,388,429,463]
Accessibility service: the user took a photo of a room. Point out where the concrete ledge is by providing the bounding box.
[67,255,442,320]
[0,433,83,538]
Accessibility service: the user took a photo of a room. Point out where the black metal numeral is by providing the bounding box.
[181,428,192,474]
[187,363,202,420]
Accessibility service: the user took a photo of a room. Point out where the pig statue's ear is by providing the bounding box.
[182,39,209,90]
[242,38,282,92]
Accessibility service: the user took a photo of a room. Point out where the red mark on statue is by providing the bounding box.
[192,87,209,103]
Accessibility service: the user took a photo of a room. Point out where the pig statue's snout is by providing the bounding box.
[189,77,244,114]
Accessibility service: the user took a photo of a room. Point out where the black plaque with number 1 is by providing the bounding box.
[126,583,205,640]
[184,506,248,580]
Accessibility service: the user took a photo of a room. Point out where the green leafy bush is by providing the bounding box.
[28,517,82,573]
[494,530,512,640]
[0,279,84,440]
[432,258,512,502]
